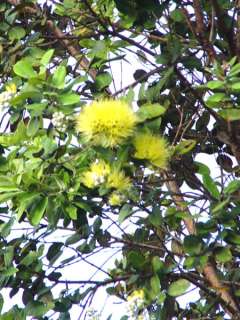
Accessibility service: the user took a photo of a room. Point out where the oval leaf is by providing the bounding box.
[168,279,190,297]
[30,197,48,226]
[13,59,37,79]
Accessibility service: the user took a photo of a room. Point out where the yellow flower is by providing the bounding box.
[127,289,145,303]
[91,160,110,176]
[133,132,170,168]
[6,83,17,94]
[81,160,110,188]
[107,169,131,191]
[76,99,138,147]
[109,192,124,206]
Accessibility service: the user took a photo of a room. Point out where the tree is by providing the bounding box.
[1,0,240,319]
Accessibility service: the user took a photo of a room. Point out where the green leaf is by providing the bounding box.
[4,246,14,267]
[137,103,166,122]
[202,175,220,200]
[206,80,224,90]
[152,256,164,273]
[0,293,4,313]
[211,197,230,214]
[30,197,48,226]
[127,251,145,269]
[184,235,202,255]
[40,49,54,66]
[58,92,80,105]
[196,162,220,200]
[65,205,77,220]
[16,192,39,221]
[8,26,26,40]
[65,233,82,246]
[219,109,240,121]
[148,207,162,227]
[230,82,240,90]
[215,247,232,263]
[46,242,63,263]
[11,91,42,106]
[118,204,132,224]
[229,63,240,77]
[26,301,51,317]
[205,93,228,108]
[20,251,38,267]
[26,102,48,116]
[224,231,240,245]
[0,191,22,204]
[195,162,210,176]
[150,275,161,295]
[52,65,66,89]
[95,72,112,90]
[27,117,40,137]
[0,176,19,192]
[13,58,37,79]
[170,9,184,21]
[168,279,190,297]
[224,180,240,194]
[1,267,18,277]
[174,139,196,155]
[0,121,28,146]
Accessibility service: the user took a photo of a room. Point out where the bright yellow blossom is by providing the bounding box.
[81,160,110,188]
[6,83,17,94]
[127,289,145,303]
[76,99,138,147]
[107,169,131,191]
[133,132,170,168]
[109,192,124,206]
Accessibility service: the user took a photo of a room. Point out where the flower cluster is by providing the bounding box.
[76,99,138,147]
[126,289,145,319]
[107,169,131,191]
[81,160,111,188]
[133,132,170,169]
[108,192,124,206]
[0,83,16,108]
[52,111,68,132]
[81,160,131,206]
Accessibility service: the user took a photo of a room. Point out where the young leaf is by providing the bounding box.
[58,92,80,105]
[30,197,48,226]
[40,49,54,66]
[137,103,166,122]
[118,204,132,224]
[52,65,66,89]
[13,58,37,79]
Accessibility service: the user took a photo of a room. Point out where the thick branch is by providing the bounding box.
[163,171,240,317]
[191,0,217,62]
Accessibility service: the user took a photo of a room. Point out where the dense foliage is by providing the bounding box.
[1,0,240,319]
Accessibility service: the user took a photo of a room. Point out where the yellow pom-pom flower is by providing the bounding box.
[126,289,145,319]
[127,289,145,303]
[133,132,170,168]
[76,99,138,147]
[109,192,124,206]
[107,169,131,191]
[81,160,110,188]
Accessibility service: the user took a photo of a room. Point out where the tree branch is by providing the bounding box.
[163,171,240,317]
[6,0,98,80]
[191,0,217,62]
